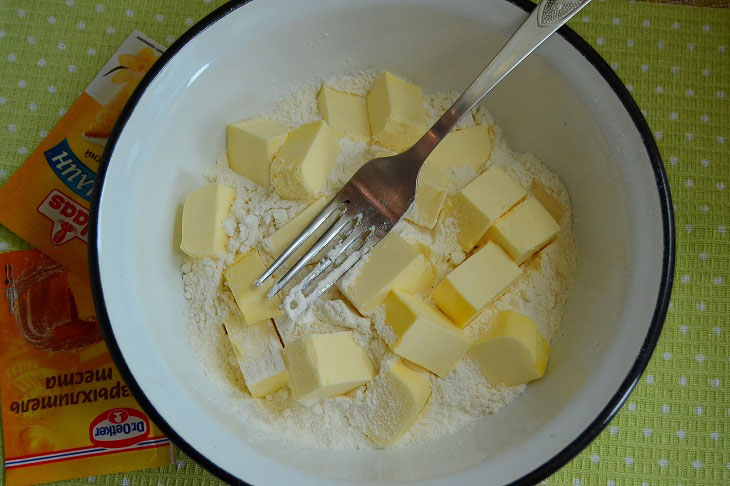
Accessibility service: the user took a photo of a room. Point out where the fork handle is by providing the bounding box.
[410,0,592,160]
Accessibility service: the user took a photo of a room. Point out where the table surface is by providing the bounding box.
[0,1,728,485]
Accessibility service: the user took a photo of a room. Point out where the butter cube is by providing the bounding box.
[339,232,432,315]
[453,166,526,252]
[225,249,283,324]
[271,120,340,200]
[470,310,550,386]
[366,71,427,151]
[384,290,471,377]
[317,86,371,141]
[180,182,236,258]
[368,147,396,159]
[282,331,375,401]
[424,125,492,171]
[487,196,560,265]
[530,180,563,223]
[405,165,449,229]
[432,241,521,327]
[264,196,328,259]
[226,119,289,187]
[224,316,288,397]
[359,358,431,446]
[67,272,95,320]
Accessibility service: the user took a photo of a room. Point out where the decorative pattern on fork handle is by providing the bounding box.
[538,0,589,26]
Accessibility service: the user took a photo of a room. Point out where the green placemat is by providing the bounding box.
[1,1,728,485]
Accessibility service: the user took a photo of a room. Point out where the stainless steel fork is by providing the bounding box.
[255,0,592,308]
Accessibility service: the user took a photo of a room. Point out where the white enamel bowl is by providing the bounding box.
[90,0,674,484]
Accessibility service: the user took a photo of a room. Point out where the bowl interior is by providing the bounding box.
[94,0,668,484]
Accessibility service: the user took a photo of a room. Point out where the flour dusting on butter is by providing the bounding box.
[182,71,578,449]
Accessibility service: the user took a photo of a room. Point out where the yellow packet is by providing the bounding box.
[0,31,164,281]
[1,250,174,485]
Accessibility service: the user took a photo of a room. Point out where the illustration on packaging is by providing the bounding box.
[10,253,100,351]
[84,47,159,144]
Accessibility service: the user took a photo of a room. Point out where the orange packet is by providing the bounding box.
[0,31,164,281]
[1,250,174,485]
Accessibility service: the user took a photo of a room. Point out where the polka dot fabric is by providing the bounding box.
[0,1,728,485]
[550,3,729,485]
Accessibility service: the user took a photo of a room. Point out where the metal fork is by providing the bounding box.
[255,0,592,307]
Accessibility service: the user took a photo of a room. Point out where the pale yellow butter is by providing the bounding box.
[368,147,396,159]
[282,331,375,401]
[487,196,560,265]
[180,182,235,258]
[338,232,432,315]
[225,249,283,324]
[424,125,492,171]
[226,118,289,187]
[432,241,521,327]
[366,71,426,152]
[224,316,288,398]
[531,180,563,223]
[360,358,431,446]
[317,86,371,141]
[405,165,449,229]
[271,120,340,200]
[384,290,471,377]
[470,310,550,386]
[453,165,526,252]
[264,196,328,258]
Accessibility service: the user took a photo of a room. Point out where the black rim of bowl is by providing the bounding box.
[89,0,675,484]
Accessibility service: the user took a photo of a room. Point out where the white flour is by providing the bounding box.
[182,71,579,449]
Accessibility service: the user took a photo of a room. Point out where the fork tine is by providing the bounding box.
[255,199,345,287]
[293,232,376,310]
[267,208,355,298]
[295,220,368,294]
